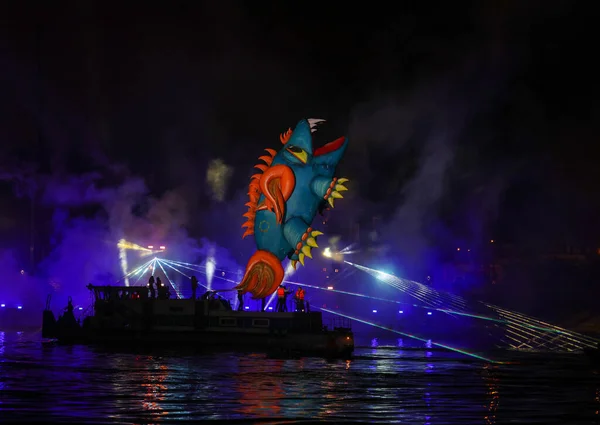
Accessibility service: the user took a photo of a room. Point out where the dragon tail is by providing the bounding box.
[235,250,284,299]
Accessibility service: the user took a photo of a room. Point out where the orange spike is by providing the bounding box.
[243,212,254,219]
[242,221,254,229]
[245,202,254,208]
[251,173,262,180]
[265,148,277,157]
[242,229,254,239]
[258,155,273,165]
[254,164,268,172]
[280,128,292,145]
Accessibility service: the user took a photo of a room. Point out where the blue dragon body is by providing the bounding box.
[236,118,349,299]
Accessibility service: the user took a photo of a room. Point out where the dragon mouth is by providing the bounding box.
[307,118,346,157]
[313,136,346,157]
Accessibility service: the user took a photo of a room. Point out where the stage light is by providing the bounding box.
[327,286,333,290]
[268,307,273,311]
[159,246,166,250]
[399,310,403,314]
[1,304,5,308]
[78,307,83,311]
[148,245,154,249]
[457,247,460,251]
[323,247,332,258]
[427,312,432,315]
[17,306,22,310]
[372,309,377,313]
[244,306,250,310]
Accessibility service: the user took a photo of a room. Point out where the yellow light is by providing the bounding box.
[117,239,153,253]
[327,286,333,290]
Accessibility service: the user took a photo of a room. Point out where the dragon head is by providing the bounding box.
[278,118,348,178]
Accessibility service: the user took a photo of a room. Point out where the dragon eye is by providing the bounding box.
[287,145,303,153]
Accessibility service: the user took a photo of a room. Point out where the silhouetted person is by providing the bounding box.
[276,285,285,312]
[294,287,305,312]
[276,285,292,312]
[156,277,169,299]
[237,290,244,311]
[63,297,76,325]
[282,286,292,312]
[191,276,198,300]
[66,297,74,314]
[147,276,156,299]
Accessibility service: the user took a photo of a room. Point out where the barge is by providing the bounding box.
[42,285,354,358]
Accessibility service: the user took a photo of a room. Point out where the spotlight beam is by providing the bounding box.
[155,259,182,299]
[344,260,597,351]
[151,258,597,351]
[115,258,154,284]
[163,259,239,285]
[160,259,210,291]
[117,239,153,253]
[162,260,595,344]
[132,258,155,286]
[320,307,507,364]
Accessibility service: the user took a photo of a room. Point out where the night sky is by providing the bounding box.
[1,1,599,277]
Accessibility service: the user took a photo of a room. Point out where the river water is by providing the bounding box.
[1,331,598,424]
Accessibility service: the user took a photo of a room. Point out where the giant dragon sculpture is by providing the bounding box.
[235,118,349,299]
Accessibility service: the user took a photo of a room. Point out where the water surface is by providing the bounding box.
[0,331,598,423]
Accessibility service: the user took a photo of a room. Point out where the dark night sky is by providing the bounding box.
[1,1,599,269]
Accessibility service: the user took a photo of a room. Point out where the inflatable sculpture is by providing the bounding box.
[236,118,349,299]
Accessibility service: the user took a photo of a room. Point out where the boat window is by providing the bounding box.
[252,318,270,328]
[219,317,237,327]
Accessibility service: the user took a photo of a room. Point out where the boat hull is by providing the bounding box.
[43,295,354,358]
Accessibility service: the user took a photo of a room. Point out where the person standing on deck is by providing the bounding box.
[147,276,156,299]
[276,285,285,312]
[191,276,198,300]
[282,286,292,311]
[294,287,305,312]
[237,290,244,311]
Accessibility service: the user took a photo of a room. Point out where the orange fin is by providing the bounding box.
[280,128,292,145]
[258,155,273,166]
[235,250,285,299]
[259,164,296,224]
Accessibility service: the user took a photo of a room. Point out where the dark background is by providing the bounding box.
[0,1,598,318]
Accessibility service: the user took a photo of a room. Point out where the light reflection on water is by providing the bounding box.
[0,331,599,423]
